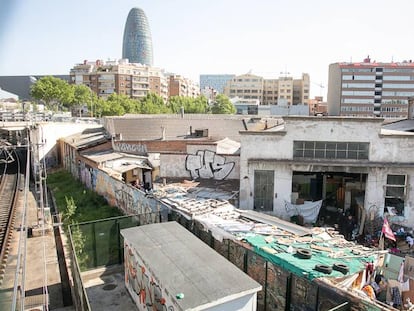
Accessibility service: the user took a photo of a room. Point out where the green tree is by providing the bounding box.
[71,84,96,116]
[211,94,236,114]
[139,93,170,114]
[100,93,139,116]
[168,95,209,114]
[30,76,72,111]
[192,95,210,113]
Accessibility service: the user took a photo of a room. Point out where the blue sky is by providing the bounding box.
[1,0,414,98]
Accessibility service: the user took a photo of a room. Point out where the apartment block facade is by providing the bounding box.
[327,57,414,118]
[168,75,200,98]
[223,73,310,106]
[70,59,168,101]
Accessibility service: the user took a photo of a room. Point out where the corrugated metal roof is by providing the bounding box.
[238,210,312,237]
[113,161,151,173]
[82,151,123,163]
[62,126,110,149]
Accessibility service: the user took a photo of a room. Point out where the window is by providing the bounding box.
[293,141,369,160]
[342,90,375,96]
[342,82,375,88]
[384,174,407,216]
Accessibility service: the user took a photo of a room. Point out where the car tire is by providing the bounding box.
[315,264,332,274]
[296,248,312,259]
[333,263,349,274]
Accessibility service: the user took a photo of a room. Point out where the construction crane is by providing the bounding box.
[311,82,325,98]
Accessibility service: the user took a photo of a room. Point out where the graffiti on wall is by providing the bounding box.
[115,185,137,215]
[185,150,234,180]
[114,142,148,155]
[125,243,176,311]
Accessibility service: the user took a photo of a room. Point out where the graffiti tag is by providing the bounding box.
[125,244,174,311]
[185,150,234,180]
[114,142,148,155]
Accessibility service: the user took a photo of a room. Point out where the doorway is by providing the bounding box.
[254,170,274,211]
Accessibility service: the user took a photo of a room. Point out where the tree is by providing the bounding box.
[99,93,140,116]
[168,95,209,114]
[71,84,96,116]
[192,95,210,113]
[139,93,170,114]
[211,94,236,114]
[30,76,72,111]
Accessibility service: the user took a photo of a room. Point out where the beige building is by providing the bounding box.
[308,96,328,116]
[327,57,414,118]
[70,59,168,102]
[224,73,310,106]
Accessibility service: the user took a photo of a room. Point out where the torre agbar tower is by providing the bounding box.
[122,7,154,66]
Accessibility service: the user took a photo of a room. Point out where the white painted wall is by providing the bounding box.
[240,117,414,225]
[160,154,240,180]
[202,292,258,311]
[30,122,102,167]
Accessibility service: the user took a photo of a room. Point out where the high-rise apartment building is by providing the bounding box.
[122,7,154,66]
[70,59,168,101]
[199,74,235,94]
[327,57,414,118]
[168,75,200,98]
[223,73,310,105]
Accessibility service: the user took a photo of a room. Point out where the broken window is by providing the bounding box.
[384,174,406,216]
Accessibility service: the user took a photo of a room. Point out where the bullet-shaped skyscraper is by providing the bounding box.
[122,7,153,66]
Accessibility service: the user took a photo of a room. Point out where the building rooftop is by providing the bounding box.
[151,181,378,281]
[103,114,276,142]
[121,222,262,310]
[62,126,111,150]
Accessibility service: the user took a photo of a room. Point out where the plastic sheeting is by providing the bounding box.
[285,200,323,223]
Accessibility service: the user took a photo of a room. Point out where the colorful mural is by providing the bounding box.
[185,150,235,180]
[125,242,177,311]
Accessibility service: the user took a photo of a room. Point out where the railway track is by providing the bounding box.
[0,150,21,277]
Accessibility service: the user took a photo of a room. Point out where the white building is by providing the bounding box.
[122,222,261,311]
[239,116,414,227]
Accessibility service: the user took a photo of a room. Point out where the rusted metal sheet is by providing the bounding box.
[266,261,289,311]
[289,274,317,311]
[229,239,246,271]
[317,285,349,310]
[247,249,267,311]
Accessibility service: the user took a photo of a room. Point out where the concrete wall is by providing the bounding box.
[79,167,164,215]
[240,117,414,224]
[327,63,342,116]
[160,153,239,180]
[31,122,102,169]
[124,241,177,311]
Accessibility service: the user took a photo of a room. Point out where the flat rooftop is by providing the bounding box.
[121,221,262,310]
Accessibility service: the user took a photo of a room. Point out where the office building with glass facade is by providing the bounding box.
[199,74,235,94]
[122,7,153,66]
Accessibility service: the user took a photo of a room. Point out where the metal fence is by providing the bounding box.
[68,213,160,311]
[68,209,389,311]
